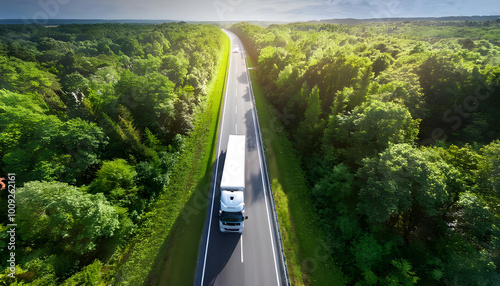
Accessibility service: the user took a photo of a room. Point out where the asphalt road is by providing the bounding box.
[194,30,283,286]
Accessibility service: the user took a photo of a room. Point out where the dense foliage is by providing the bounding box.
[0,23,226,284]
[232,20,500,285]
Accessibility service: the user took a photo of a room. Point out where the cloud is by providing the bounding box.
[217,0,419,21]
[219,0,328,21]
[1,0,499,21]
[246,1,323,13]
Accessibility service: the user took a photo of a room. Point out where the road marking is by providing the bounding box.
[235,104,237,115]
[241,236,244,263]
[235,123,238,134]
[245,46,281,286]
[202,30,281,286]
[200,29,233,286]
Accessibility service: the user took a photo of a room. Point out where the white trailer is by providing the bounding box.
[219,135,247,233]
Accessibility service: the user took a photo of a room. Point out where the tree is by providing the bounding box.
[331,87,351,116]
[54,117,109,184]
[160,51,188,86]
[61,71,90,97]
[477,140,500,213]
[416,53,477,141]
[119,37,144,57]
[140,31,170,57]
[302,52,371,114]
[459,38,476,50]
[89,158,138,205]
[61,259,102,286]
[97,38,113,55]
[373,70,428,119]
[313,163,354,209]
[351,234,386,272]
[441,220,500,286]
[17,181,119,256]
[437,144,480,199]
[312,163,358,240]
[323,100,420,165]
[276,64,294,90]
[115,70,176,137]
[284,81,309,131]
[131,54,161,76]
[296,85,324,154]
[171,93,195,135]
[0,55,65,110]
[257,46,286,92]
[356,144,457,242]
[6,39,38,62]
[456,192,499,246]
[372,53,394,77]
[0,96,107,185]
[384,259,419,286]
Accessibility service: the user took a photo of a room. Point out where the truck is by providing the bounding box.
[219,135,248,233]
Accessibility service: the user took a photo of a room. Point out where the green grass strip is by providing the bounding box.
[247,57,346,285]
[150,28,231,286]
[109,29,230,286]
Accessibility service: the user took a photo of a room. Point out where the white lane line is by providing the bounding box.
[244,42,281,286]
[235,74,238,134]
[241,236,244,263]
[200,30,233,286]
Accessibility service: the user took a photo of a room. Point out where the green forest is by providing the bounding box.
[0,23,227,285]
[231,20,500,285]
[1,18,500,286]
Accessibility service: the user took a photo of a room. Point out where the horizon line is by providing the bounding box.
[0,14,499,24]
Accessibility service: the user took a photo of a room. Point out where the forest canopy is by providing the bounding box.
[0,23,226,284]
[231,20,500,285]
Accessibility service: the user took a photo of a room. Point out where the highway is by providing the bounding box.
[194,30,286,286]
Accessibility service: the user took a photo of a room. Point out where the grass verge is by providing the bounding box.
[247,57,346,285]
[150,28,231,286]
[108,29,230,286]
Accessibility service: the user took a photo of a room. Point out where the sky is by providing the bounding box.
[1,0,500,22]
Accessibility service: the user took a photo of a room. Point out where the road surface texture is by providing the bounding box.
[194,30,286,286]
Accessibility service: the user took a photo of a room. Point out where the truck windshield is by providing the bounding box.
[220,211,243,222]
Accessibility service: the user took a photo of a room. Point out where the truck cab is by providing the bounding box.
[219,190,246,233]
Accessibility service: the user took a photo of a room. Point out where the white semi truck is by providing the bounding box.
[219,135,248,233]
